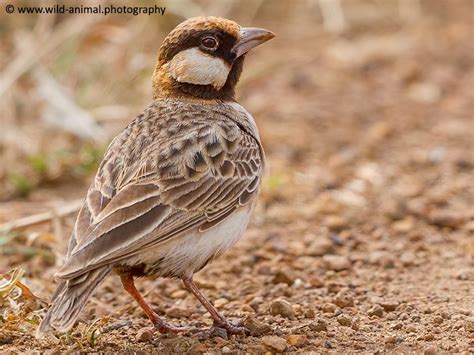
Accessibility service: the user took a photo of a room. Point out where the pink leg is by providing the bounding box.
[121,274,192,334]
[182,277,249,335]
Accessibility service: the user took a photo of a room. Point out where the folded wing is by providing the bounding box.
[56,107,263,279]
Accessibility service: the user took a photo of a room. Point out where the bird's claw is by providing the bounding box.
[213,318,250,336]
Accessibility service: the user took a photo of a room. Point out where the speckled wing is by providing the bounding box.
[56,102,263,279]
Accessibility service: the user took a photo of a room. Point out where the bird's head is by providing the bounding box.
[152,17,275,101]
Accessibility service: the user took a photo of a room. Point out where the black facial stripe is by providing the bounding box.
[161,29,238,65]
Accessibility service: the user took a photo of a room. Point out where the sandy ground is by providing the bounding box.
[1,3,473,353]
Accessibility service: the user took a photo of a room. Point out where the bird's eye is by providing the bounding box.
[201,37,218,50]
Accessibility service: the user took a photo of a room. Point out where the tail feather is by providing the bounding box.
[36,267,111,338]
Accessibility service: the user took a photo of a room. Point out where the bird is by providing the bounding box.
[36,16,274,338]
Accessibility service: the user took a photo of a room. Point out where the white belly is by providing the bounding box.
[123,205,252,278]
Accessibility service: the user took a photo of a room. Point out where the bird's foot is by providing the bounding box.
[152,320,195,334]
[212,318,250,336]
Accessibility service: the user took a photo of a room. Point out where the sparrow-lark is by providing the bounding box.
[37,16,274,337]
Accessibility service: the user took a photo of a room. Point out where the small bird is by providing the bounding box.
[37,17,274,337]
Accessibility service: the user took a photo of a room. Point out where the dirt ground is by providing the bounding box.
[1,1,473,353]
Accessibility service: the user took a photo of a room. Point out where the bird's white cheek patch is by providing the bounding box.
[168,47,231,89]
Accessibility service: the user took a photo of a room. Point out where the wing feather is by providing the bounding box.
[57,101,264,280]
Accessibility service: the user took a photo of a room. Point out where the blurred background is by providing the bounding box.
[0,0,473,352]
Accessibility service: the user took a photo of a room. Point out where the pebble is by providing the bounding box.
[368,250,395,268]
[322,255,351,271]
[308,239,334,256]
[270,299,295,319]
[322,302,337,313]
[262,335,287,352]
[214,298,229,308]
[287,334,307,347]
[371,297,399,311]
[455,269,472,280]
[309,275,325,288]
[368,304,384,317]
[423,346,437,355]
[465,317,474,332]
[333,292,354,308]
[380,300,399,312]
[399,252,417,266]
[188,343,209,353]
[272,268,297,285]
[324,215,347,231]
[309,318,328,331]
[429,210,464,228]
[193,278,217,290]
[170,290,188,299]
[166,306,192,318]
[136,328,154,342]
[392,218,415,232]
[336,314,352,326]
[305,307,316,318]
[386,313,398,321]
[243,315,272,336]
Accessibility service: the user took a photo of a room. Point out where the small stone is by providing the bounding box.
[136,328,153,342]
[423,346,437,355]
[322,255,351,271]
[465,317,474,332]
[214,298,229,309]
[170,290,188,299]
[292,304,303,315]
[383,199,407,220]
[333,292,354,308]
[392,218,415,232]
[304,307,316,318]
[400,252,417,266]
[243,315,272,336]
[322,302,337,313]
[455,269,472,280]
[429,210,464,228]
[423,333,435,341]
[386,313,398,321]
[188,343,209,353]
[270,299,295,319]
[336,314,352,326]
[368,304,384,317]
[324,215,347,231]
[262,335,287,352]
[380,300,399,312]
[166,306,192,318]
[309,318,328,331]
[193,278,216,289]
[309,275,325,288]
[272,268,297,285]
[287,334,307,347]
[432,315,443,325]
[368,251,395,268]
[293,278,304,288]
[241,304,254,313]
[385,335,397,344]
[458,308,471,316]
[308,239,334,256]
[371,297,399,312]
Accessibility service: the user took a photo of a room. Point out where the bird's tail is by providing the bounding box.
[36,266,111,338]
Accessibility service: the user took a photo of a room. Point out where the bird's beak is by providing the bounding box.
[232,27,275,58]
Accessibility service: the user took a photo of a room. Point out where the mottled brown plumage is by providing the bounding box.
[37,16,274,338]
